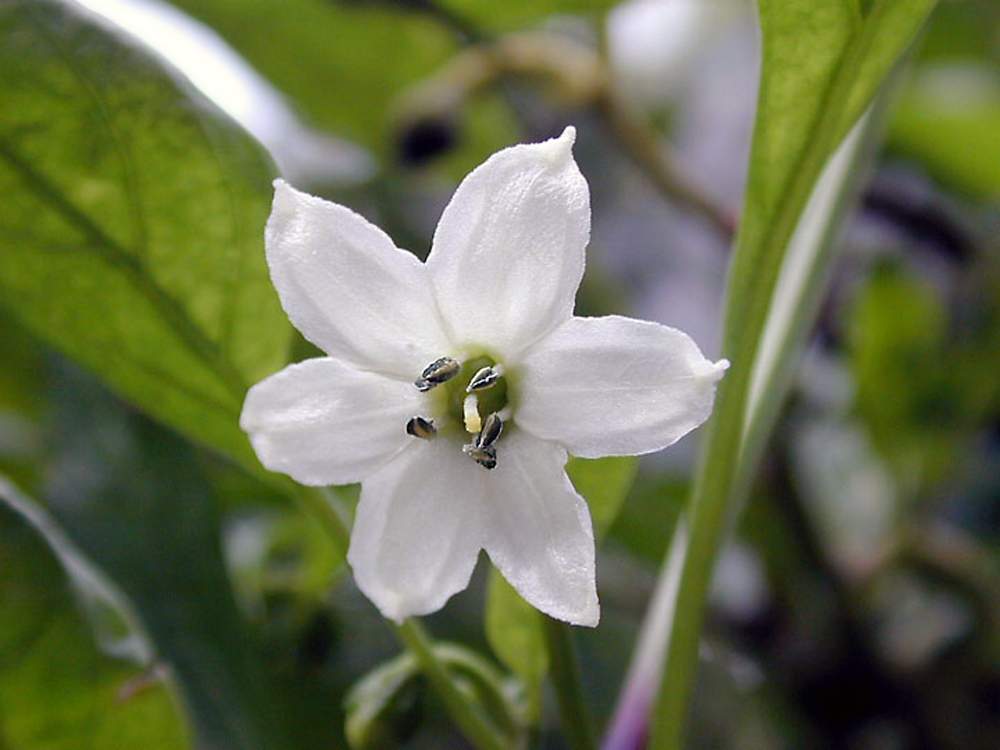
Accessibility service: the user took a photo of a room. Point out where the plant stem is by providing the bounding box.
[396,619,509,750]
[543,616,597,750]
[295,485,508,750]
[648,6,932,746]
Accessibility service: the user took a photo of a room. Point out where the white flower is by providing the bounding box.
[240,127,727,627]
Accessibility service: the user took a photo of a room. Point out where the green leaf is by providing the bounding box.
[168,0,462,159]
[345,643,522,749]
[650,2,938,748]
[485,455,637,721]
[39,366,288,749]
[0,488,189,750]
[344,651,422,750]
[0,0,291,473]
[484,572,547,721]
[567,456,639,538]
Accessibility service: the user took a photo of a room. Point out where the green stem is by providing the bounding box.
[295,486,508,750]
[648,6,931,748]
[395,619,509,750]
[543,616,596,750]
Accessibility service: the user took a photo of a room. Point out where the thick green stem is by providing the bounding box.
[648,5,932,747]
[543,616,597,750]
[396,620,509,750]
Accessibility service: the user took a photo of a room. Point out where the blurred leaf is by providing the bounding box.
[889,65,1000,199]
[345,643,521,749]
[0,496,189,750]
[41,365,288,749]
[168,0,457,155]
[485,455,637,721]
[608,476,687,564]
[0,313,45,487]
[0,476,151,665]
[0,0,291,474]
[484,573,547,722]
[168,0,604,180]
[847,264,1000,489]
[442,0,620,30]
[344,650,423,749]
[567,455,638,537]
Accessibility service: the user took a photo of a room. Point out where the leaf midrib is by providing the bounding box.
[0,140,248,406]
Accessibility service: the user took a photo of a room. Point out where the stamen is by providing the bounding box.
[463,394,481,433]
[414,356,460,391]
[463,443,497,470]
[405,416,436,439]
[466,364,504,393]
[476,412,503,449]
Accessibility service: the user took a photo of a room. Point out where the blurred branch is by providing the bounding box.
[395,32,735,240]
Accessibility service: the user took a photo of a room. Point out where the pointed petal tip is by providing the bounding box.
[538,125,577,165]
[270,177,299,215]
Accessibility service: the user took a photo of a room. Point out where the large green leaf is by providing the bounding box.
[484,455,636,721]
[0,492,189,749]
[0,0,291,473]
[650,2,938,748]
[167,0,458,156]
[37,365,288,749]
[168,0,619,158]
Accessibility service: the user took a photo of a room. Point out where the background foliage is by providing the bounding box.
[0,0,997,748]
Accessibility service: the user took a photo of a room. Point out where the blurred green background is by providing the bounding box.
[0,0,997,748]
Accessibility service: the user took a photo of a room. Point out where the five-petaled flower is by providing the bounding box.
[240,126,728,626]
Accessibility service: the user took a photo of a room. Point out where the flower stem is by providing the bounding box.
[395,619,509,750]
[543,616,597,750]
[294,485,508,750]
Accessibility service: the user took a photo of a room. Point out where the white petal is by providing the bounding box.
[482,431,599,627]
[426,127,589,358]
[240,357,423,485]
[266,180,451,378]
[348,441,484,621]
[516,316,728,458]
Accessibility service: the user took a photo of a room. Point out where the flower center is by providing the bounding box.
[406,353,511,470]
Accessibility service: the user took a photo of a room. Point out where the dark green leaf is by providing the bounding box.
[345,642,521,749]
[484,455,637,720]
[39,365,288,749]
[567,456,639,538]
[0,0,291,473]
[0,489,189,750]
[484,572,547,721]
